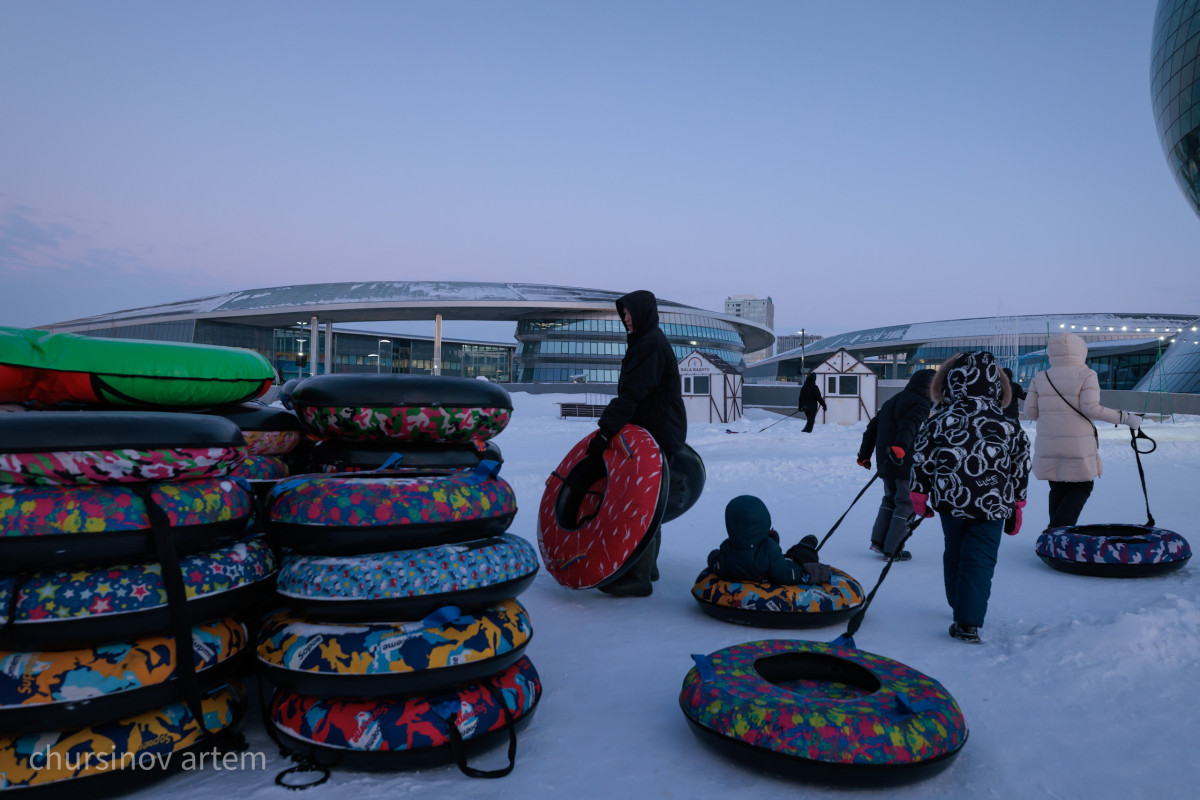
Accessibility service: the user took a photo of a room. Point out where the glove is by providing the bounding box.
[856,456,872,470]
[1120,411,1142,430]
[801,561,832,585]
[585,431,611,459]
[1004,500,1026,535]
[910,491,934,518]
[785,534,820,565]
[888,446,905,464]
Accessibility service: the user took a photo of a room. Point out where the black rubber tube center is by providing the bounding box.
[554,457,608,532]
[754,652,882,698]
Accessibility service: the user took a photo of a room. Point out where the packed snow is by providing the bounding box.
[134,392,1200,799]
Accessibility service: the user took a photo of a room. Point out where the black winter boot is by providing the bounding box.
[949,623,982,644]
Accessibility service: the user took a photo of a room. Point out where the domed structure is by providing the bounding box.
[1152,0,1200,217]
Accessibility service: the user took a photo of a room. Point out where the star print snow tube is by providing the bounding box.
[269,656,540,773]
[202,401,303,455]
[266,460,517,556]
[0,477,253,569]
[680,640,968,785]
[308,439,503,474]
[0,683,244,794]
[1035,523,1192,577]
[276,535,540,621]
[0,537,276,650]
[537,425,669,589]
[289,373,512,444]
[0,411,246,487]
[0,617,247,734]
[256,600,532,698]
[0,325,273,408]
[690,567,866,628]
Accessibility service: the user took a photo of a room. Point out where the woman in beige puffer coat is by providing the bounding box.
[1025,332,1141,528]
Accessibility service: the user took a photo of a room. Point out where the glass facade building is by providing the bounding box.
[514,311,746,383]
[1152,0,1200,218]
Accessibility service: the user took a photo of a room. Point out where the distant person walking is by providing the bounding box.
[798,372,826,433]
[856,368,936,561]
[1024,332,1142,529]
[1002,367,1026,421]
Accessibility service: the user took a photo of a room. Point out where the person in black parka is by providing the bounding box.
[856,368,936,560]
[798,372,826,433]
[1001,367,1026,421]
[588,289,687,597]
[707,495,831,585]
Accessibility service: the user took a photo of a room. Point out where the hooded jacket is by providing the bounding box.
[858,368,936,480]
[1024,332,1121,482]
[798,373,826,413]
[911,352,1031,520]
[597,290,687,456]
[706,495,806,584]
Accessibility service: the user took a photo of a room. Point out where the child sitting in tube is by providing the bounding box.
[707,495,832,585]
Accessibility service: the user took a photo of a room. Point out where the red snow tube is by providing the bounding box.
[537,425,668,589]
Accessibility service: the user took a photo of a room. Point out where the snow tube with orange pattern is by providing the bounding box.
[536,425,668,589]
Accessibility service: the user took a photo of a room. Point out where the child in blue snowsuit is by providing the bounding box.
[708,495,831,585]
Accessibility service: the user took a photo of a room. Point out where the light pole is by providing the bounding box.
[378,339,390,374]
[800,328,806,382]
[368,353,380,373]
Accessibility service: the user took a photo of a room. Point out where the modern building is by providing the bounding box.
[724,295,774,362]
[774,331,823,353]
[43,281,773,385]
[745,312,1200,392]
[1152,0,1200,218]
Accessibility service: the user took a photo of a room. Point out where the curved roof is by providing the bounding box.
[44,281,775,351]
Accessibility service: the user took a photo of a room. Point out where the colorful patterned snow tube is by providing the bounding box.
[0,537,276,650]
[256,600,532,698]
[290,373,512,444]
[690,567,866,628]
[0,683,244,793]
[270,656,540,772]
[0,617,247,733]
[276,535,540,621]
[0,325,273,408]
[537,425,668,589]
[308,439,503,473]
[680,640,968,784]
[230,453,288,481]
[0,411,246,486]
[0,477,252,569]
[266,461,517,555]
[203,402,303,456]
[1035,523,1192,577]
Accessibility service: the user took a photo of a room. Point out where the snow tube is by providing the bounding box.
[202,402,302,456]
[690,567,866,628]
[1035,523,1192,577]
[0,411,246,486]
[0,617,246,734]
[308,439,503,473]
[290,373,512,444]
[256,600,532,698]
[266,460,517,556]
[0,325,273,409]
[680,640,968,785]
[276,535,539,621]
[269,656,540,773]
[0,477,252,569]
[0,537,276,650]
[0,683,244,794]
[229,453,288,481]
[537,425,669,589]
[664,443,706,523]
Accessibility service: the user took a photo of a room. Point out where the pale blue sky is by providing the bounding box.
[1,0,1196,341]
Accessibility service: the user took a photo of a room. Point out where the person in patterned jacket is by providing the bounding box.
[909,351,1031,644]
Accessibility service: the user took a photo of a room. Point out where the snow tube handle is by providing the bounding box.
[690,653,718,683]
[464,459,502,483]
[378,452,404,470]
[445,681,519,778]
[882,690,940,723]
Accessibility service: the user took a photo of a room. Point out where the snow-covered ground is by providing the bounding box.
[140,391,1200,799]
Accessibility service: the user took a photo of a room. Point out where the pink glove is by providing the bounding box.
[910,491,934,518]
[1005,500,1026,536]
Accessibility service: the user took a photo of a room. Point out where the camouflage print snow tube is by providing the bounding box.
[256,600,532,698]
[680,640,968,785]
[690,566,865,628]
[1036,523,1191,577]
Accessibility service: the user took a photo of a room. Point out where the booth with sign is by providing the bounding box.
[679,351,742,424]
[812,348,877,425]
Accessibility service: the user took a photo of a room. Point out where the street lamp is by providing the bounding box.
[368,354,380,373]
[800,328,806,382]
[378,339,390,374]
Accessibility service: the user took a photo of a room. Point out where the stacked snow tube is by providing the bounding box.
[204,401,304,490]
[0,407,275,794]
[680,640,968,785]
[260,374,540,781]
[1035,523,1192,577]
[690,567,866,628]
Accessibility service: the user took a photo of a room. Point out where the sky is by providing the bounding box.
[2,0,1198,341]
